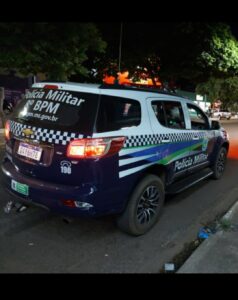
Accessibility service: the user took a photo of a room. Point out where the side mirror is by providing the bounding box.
[211,120,221,130]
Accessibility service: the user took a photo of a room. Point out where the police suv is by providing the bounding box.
[1,83,229,236]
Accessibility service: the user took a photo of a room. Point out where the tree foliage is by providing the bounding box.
[196,76,238,108]
[154,23,238,85]
[198,23,238,75]
[0,23,106,81]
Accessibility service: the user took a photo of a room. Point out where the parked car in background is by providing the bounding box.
[231,111,238,119]
[213,110,232,120]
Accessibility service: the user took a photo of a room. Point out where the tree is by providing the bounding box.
[196,77,222,104]
[157,23,238,85]
[0,23,106,81]
[197,23,238,76]
[196,76,238,108]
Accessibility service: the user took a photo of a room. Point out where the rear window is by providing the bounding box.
[96,95,141,132]
[12,88,99,134]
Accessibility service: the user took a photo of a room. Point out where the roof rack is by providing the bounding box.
[99,83,179,97]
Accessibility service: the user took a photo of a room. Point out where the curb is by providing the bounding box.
[177,199,238,273]
[222,201,238,221]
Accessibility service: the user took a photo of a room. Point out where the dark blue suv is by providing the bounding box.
[1,82,229,235]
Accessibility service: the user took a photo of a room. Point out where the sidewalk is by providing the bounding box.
[177,201,238,273]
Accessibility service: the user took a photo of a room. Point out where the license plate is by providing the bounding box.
[17,142,42,161]
[11,180,29,196]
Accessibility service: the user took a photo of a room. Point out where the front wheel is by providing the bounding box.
[117,175,165,236]
[211,147,227,179]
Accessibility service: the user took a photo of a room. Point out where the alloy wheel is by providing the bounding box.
[217,150,226,175]
[136,185,160,225]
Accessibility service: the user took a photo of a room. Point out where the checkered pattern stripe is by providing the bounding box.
[10,121,83,145]
[124,132,205,148]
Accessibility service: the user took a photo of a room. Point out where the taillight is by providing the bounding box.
[67,137,125,159]
[4,120,10,141]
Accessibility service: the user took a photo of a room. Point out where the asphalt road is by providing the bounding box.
[0,121,238,273]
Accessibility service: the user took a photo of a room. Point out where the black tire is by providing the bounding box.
[211,147,227,179]
[117,174,165,236]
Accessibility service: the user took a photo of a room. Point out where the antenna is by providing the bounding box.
[118,22,123,73]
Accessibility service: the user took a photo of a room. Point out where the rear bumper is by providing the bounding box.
[1,159,117,217]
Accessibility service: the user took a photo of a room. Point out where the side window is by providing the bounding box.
[163,101,186,129]
[96,95,141,132]
[152,101,166,127]
[152,101,185,129]
[187,104,209,130]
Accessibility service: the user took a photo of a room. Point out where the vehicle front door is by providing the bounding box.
[185,103,215,173]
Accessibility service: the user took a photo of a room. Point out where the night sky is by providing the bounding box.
[97,22,238,63]
[228,22,238,38]
[97,22,177,57]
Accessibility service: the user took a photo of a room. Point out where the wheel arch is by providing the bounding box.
[130,164,167,194]
[123,163,166,204]
[142,164,166,184]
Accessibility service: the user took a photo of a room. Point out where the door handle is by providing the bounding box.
[162,138,171,143]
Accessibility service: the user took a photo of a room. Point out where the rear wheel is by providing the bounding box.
[117,175,165,236]
[211,147,227,179]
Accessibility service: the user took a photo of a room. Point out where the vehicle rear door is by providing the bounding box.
[147,98,192,183]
